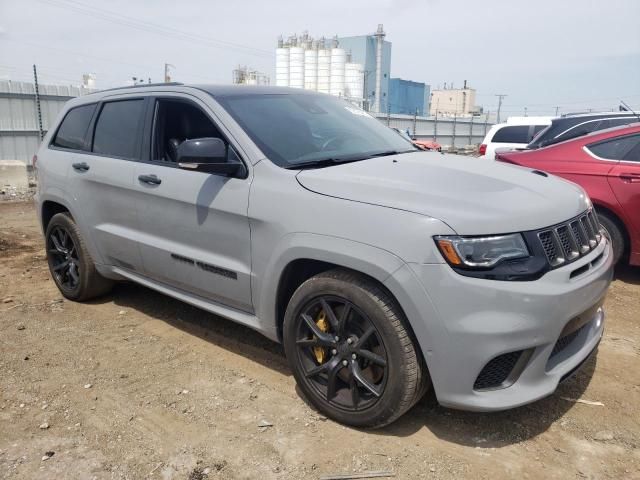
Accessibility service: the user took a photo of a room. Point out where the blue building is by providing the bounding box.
[388,78,430,116]
[336,34,391,112]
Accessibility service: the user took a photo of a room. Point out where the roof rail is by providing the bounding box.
[87,82,185,95]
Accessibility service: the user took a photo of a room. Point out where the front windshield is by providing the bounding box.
[216,93,418,167]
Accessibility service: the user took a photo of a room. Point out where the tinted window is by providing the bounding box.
[528,114,638,149]
[625,141,640,162]
[491,125,533,144]
[217,94,416,167]
[52,104,97,150]
[92,100,145,159]
[587,134,640,160]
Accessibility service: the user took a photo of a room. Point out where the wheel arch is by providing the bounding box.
[41,200,72,233]
[593,202,630,254]
[263,234,418,352]
[273,258,429,374]
[259,234,403,337]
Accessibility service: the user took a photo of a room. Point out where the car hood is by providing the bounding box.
[296,151,590,235]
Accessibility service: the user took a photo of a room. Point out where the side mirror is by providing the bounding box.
[177,137,244,177]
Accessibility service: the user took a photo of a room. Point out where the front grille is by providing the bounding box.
[474,350,523,390]
[550,322,589,359]
[536,210,602,269]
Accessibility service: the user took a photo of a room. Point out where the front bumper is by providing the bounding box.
[384,236,613,411]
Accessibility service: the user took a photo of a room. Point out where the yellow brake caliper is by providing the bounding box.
[313,310,330,364]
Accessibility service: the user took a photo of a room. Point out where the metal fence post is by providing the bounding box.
[33,64,44,141]
[452,114,457,149]
[434,110,438,141]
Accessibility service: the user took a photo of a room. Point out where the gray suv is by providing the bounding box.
[35,84,613,427]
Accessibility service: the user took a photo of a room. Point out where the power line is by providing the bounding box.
[35,0,274,58]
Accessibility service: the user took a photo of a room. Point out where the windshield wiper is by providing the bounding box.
[364,149,420,158]
[285,158,359,170]
[286,149,420,170]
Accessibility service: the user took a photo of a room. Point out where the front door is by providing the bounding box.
[132,96,253,312]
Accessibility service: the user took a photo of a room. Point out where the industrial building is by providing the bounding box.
[275,25,390,112]
[232,66,270,85]
[336,25,391,112]
[429,81,477,117]
[388,78,430,116]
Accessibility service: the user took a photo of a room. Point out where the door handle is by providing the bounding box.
[138,174,162,185]
[72,162,90,172]
[618,172,640,183]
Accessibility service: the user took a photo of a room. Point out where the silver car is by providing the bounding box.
[34,84,613,427]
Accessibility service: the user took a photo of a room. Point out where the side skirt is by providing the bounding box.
[99,265,278,342]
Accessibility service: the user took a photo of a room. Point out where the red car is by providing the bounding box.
[496,123,640,266]
[413,139,442,152]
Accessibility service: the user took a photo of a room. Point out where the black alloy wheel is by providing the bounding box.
[47,225,81,291]
[284,269,428,428]
[295,296,388,412]
[44,212,113,301]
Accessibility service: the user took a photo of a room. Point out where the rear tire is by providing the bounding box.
[45,212,113,301]
[596,210,625,264]
[283,269,429,428]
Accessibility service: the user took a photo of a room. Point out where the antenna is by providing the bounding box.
[620,100,640,122]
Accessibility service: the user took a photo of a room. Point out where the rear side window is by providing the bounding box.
[92,100,145,159]
[491,125,534,144]
[52,104,97,151]
[587,134,640,160]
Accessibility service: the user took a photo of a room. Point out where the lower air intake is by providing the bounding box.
[474,350,524,390]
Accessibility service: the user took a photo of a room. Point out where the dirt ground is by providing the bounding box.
[0,201,638,480]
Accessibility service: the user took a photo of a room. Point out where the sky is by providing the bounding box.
[1,0,639,116]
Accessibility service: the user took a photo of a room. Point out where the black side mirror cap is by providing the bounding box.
[176,137,245,177]
[176,137,226,163]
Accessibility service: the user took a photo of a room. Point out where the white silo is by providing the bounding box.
[317,46,331,94]
[275,47,289,87]
[329,47,346,97]
[345,63,364,102]
[289,46,305,89]
[304,45,318,91]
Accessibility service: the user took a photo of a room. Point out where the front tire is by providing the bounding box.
[597,210,625,264]
[45,212,113,301]
[283,269,429,428]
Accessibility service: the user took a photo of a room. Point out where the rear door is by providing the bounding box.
[602,135,640,243]
[132,94,253,312]
[68,96,147,272]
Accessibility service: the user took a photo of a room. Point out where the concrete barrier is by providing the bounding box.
[0,160,29,189]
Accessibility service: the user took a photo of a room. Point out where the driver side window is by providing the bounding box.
[151,99,238,163]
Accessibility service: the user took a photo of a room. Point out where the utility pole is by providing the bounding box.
[555,106,560,116]
[32,65,44,141]
[386,103,391,126]
[413,108,418,138]
[164,63,175,83]
[495,94,507,123]
[468,115,474,146]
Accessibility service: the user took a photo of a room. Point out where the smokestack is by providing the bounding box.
[373,24,385,113]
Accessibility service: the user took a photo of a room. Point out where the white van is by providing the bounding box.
[479,116,553,160]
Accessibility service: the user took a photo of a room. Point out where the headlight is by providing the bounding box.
[435,234,529,268]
